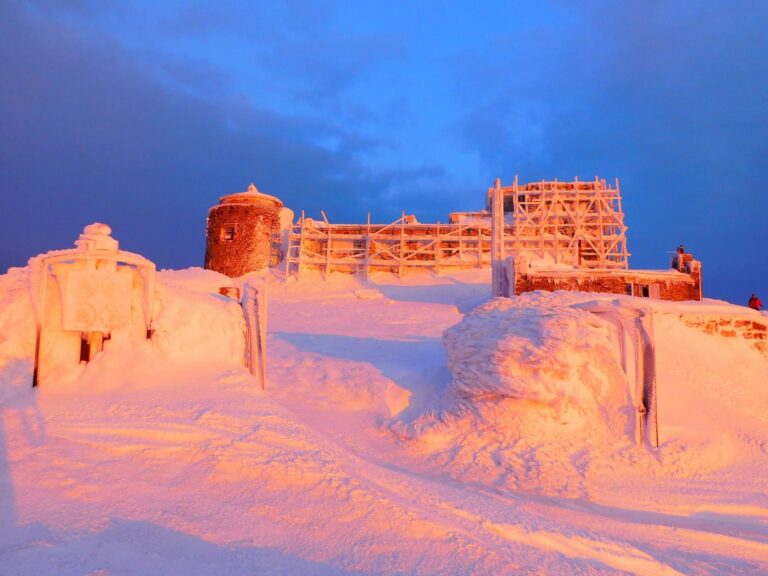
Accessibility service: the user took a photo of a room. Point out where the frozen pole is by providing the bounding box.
[32,260,50,387]
[491,178,506,297]
[242,281,267,390]
[648,310,660,447]
[635,316,646,445]
[637,310,659,447]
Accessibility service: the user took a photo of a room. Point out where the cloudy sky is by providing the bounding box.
[1,0,766,302]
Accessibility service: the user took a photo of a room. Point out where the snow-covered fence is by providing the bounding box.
[637,312,660,447]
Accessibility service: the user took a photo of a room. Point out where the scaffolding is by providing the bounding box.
[496,176,630,269]
[285,212,515,278]
[286,176,630,277]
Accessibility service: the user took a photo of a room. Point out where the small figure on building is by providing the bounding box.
[672,244,692,272]
[748,293,763,311]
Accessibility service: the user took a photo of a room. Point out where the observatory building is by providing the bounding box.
[203,177,702,302]
[204,183,283,277]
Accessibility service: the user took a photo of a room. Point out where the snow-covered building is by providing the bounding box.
[205,177,703,301]
[512,264,703,301]
[204,183,284,278]
[492,177,702,301]
[490,177,629,269]
[280,176,637,279]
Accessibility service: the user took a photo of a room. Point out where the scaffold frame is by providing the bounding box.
[499,176,629,269]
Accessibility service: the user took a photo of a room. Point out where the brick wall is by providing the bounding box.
[681,315,768,355]
[515,270,701,302]
[658,280,700,302]
[204,201,281,278]
[516,275,627,296]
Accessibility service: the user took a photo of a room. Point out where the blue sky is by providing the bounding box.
[1,0,766,302]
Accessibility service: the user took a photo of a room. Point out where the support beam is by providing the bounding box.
[491,178,506,297]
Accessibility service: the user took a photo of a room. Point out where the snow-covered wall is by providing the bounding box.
[680,313,768,356]
[514,269,702,302]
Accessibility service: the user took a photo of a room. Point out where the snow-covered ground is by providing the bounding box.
[1,263,767,575]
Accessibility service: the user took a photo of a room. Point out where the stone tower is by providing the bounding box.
[204,183,283,277]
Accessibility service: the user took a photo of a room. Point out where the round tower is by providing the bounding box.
[204,183,284,277]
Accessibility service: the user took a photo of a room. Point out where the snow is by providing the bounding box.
[1,261,767,575]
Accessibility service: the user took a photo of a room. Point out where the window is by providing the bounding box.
[627,283,652,297]
[221,225,236,241]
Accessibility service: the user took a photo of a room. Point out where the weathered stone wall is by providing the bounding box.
[681,314,768,356]
[516,275,623,296]
[660,280,701,302]
[515,271,701,302]
[204,200,281,278]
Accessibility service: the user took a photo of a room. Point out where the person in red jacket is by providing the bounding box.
[748,294,763,310]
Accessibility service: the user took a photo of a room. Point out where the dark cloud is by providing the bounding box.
[0,3,448,272]
[2,1,765,303]
[263,33,400,109]
[457,1,768,301]
[156,1,401,119]
[157,1,266,39]
[157,56,232,97]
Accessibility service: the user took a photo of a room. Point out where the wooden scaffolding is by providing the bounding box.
[286,176,630,277]
[495,177,629,269]
[285,212,515,278]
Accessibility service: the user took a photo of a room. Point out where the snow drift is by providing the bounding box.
[2,263,768,575]
[396,291,768,497]
[445,298,627,422]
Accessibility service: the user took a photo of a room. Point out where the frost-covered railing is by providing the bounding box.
[575,301,661,447]
[241,281,267,389]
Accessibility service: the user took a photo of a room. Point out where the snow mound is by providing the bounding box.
[152,273,244,365]
[0,267,36,363]
[391,295,634,495]
[396,291,768,497]
[445,298,626,419]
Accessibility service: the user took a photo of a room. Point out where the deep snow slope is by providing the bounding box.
[1,265,767,575]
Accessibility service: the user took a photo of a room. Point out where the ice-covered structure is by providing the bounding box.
[485,179,703,301]
[29,223,156,385]
[203,176,703,301]
[204,183,285,277]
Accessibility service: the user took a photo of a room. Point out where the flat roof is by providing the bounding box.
[525,268,695,283]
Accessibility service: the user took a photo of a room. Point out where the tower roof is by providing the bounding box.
[219,183,283,208]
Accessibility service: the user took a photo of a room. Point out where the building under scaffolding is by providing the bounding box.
[285,176,629,277]
[493,177,629,270]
